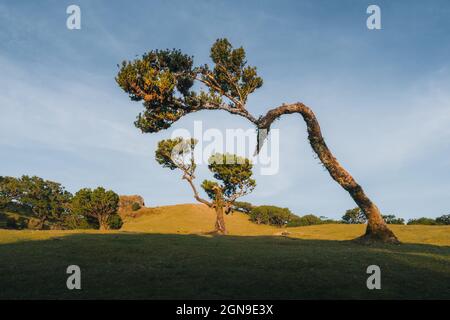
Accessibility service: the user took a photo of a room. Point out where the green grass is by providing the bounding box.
[0,230,449,299]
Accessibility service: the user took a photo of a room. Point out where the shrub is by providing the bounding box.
[436,214,450,225]
[131,202,141,211]
[118,195,145,215]
[108,215,123,230]
[407,217,437,225]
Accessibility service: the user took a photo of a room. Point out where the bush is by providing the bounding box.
[108,215,123,230]
[131,202,141,211]
[5,216,28,230]
[382,214,405,225]
[287,214,323,227]
[407,217,437,225]
[250,206,292,227]
[436,214,450,225]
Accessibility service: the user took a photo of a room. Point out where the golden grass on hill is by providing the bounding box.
[119,204,450,246]
[121,204,278,235]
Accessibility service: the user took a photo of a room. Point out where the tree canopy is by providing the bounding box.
[201,153,255,203]
[342,208,367,224]
[0,175,72,228]
[116,39,262,135]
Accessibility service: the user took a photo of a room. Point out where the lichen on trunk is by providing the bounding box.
[257,102,399,244]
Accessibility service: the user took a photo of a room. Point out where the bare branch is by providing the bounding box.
[182,174,212,207]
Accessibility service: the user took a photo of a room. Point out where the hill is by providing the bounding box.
[121,203,279,235]
[121,204,450,246]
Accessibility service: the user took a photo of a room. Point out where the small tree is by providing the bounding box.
[155,138,256,234]
[342,208,367,224]
[71,187,119,230]
[117,38,399,243]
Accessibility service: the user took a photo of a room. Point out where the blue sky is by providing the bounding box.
[1,0,449,220]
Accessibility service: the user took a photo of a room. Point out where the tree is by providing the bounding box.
[436,214,450,225]
[382,214,405,225]
[18,176,72,229]
[116,38,398,243]
[1,175,72,229]
[71,187,120,230]
[342,207,367,224]
[155,138,256,234]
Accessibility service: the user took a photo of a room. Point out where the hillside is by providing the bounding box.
[120,204,450,246]
[121,203,279,235]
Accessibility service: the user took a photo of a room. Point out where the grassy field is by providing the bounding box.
[0,204,449,299]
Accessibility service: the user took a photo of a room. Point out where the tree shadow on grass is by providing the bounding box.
[0,232,449,299]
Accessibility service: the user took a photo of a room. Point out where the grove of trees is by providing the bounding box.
[249,206,292,227]
[0,175,121,230]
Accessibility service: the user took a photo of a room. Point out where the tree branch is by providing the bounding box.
[182,174,212,207]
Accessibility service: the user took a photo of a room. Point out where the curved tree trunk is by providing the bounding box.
[213,187,227,235]
[257,102,399,244]
[183,175,227,234]
[214,205,227,235]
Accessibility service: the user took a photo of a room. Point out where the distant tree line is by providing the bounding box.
[232,202,337,228]
[233,202,450,228]
[341,207,450,226]
[0,175,122,230]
